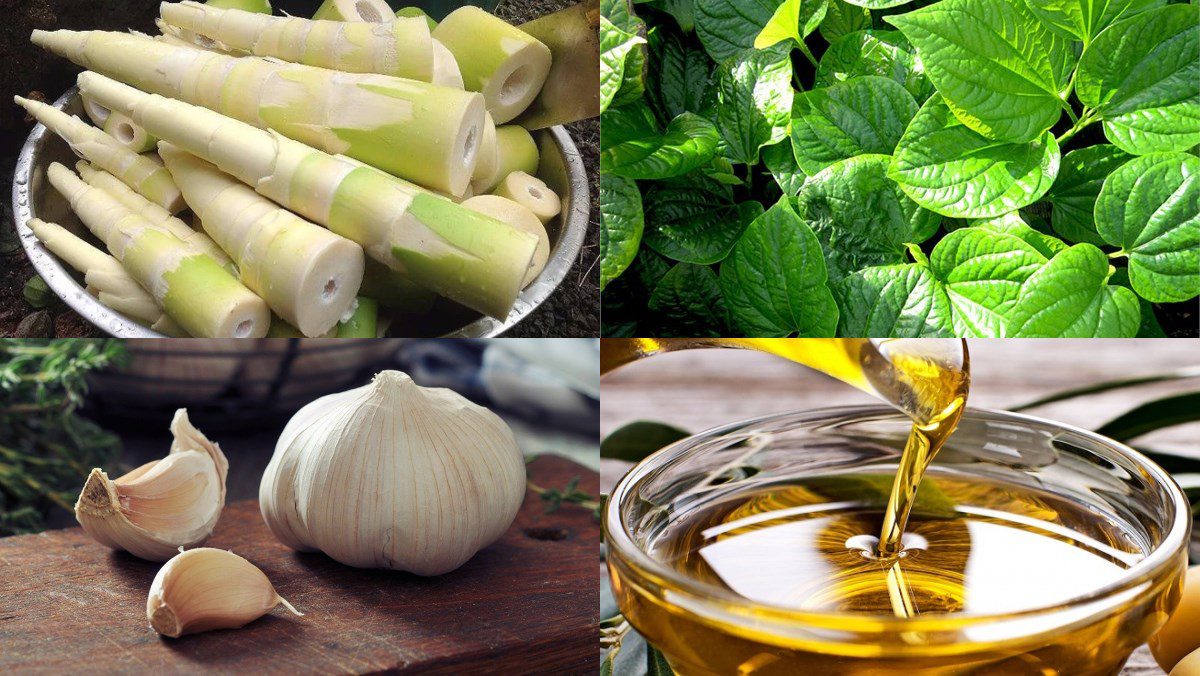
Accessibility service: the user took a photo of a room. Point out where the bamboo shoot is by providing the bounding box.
[473,124,539,193]
[313,0,391,22]
[493,171,561,224]
[462,195,549,288]
[103,110,158,153]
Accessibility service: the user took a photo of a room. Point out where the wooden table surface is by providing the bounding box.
[0,456,598,675]
[601,338,1200,676]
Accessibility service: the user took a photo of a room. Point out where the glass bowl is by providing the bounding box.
[604,406,1191,675]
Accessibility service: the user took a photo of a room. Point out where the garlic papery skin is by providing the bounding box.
[259,370,527,575]
[147,548,302,638]
[75,410,228,561]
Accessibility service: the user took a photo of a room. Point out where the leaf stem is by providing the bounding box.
[1108,249,1128,259]
[1055,109,1099,145]
[796,40,818,68]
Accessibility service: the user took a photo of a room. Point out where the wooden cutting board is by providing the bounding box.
[0,455,598,674]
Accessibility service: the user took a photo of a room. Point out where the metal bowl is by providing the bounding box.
[12,88,589,338]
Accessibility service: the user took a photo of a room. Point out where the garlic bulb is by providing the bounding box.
[259,370,527,575]
[147,548,302,638]
[75,410,228,561]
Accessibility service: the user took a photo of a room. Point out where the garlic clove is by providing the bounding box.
[75,409,228,561]
[147,548,302,638]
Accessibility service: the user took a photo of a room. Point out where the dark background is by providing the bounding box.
[0,0,600,338]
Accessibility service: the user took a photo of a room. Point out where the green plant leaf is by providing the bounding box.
[754,0,830,49]
[600,174,645,291]
[1110,268,1169,338]
[647,263,729,335]
[647,30,712,124]
[602,103,721,179]
[762,140,806,195]
[1094,152,1200,303]
[1023,0,1165,42]
[694,0,781,63]
[973,213,1069,259]
[889,95,1061,219]
[886,0,1074,143]
[1077,5,1200,155]
[643,178,764,263]
[600,16,646,114]
[820,0,872,43]
[844,0,916,7]
[714,46,795,165]
[647,645,674,676]
[603,0,649,109]
[928,227,1049,335]
[1045,144,1133,245]
[601,421,692,461]
[1007,244,1141,337]
[1095,392,1200,442]
[720,199,840,336]
[796,154,941,280]
[816,30,933,101]
[648,0,696,32]
[834,263,955,336]
[790,76,918,176]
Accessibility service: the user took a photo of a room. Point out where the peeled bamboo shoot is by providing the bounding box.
[432,7,552,123]
[81,95,110,127]
[159,142,365,338]
[359,260,436,315]
[33,30,485,195]
[493,171,561,224]
[27,218,186,335]
[46,162,270,338]
[313,0,391,22]
[207,0,271,13]
[462,196,549,288]
[397,7,438,30]
[336,297,378,338]
[79,72,538,319]
[103,110,158,153]
[159,1,434,82]
[473,124,539,193]
[14,96,184,213]
[432,39,464,89]
[76,161,232,268]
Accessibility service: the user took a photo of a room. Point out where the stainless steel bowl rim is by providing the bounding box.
[13,88,590,338]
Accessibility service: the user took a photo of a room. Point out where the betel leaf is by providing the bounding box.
[600,174,645,290]
[754,0,830,50]
[762,140,806,195]
[886,0,1074,143]
[1110,268,1168,338]
[834,263,955,336]
[889,95,1061,219]
[929,226,1048,335]
[719,199,840,336]
[600,16,646,114]
[1045,144,1132,246]
[973,212,1068,258]
[601,420,692,461]
[843,0,916,7]
[646,29,712,125]
[650,0,696,32]
[694,0,780,63]
[1094,152,1200,303]
[1077,5,1200,155]
[819,0,871,43]
[714,46,795,165]
[603,0,648,109]
[1023,0,1164,43]
[647,263,729,335]
[643,177,764,263]
[797,153,940,280]
[1008,244,1140,337]
[601,102,720,179]
[790,76,918,176]
[815,29,932,101]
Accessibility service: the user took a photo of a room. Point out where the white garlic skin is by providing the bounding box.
[259,371,527,575]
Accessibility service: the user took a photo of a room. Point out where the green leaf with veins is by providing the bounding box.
[647,263,729,336]
[643,178,764,264]
[754,0,830,49]
[815,29,932,101]
[601,103,720,178]
[714,46,795,165]
[694,0,782,63]
[790,76,918,176]
[1077,5,1200,155]
[720,199,840,336]
[602,0,648,109]
[1094,152,1200,303]
[929,227,1048,335]
[600,174,644,291]
[886,0,1074,143]
[601,421,692,461]
[1110,268,1168,337]
[820,0,871,43]
[973,212,1069,258]
[795,154,940,281]
[762,140,806,195]
[650,0,696,32]
[646,30,712,125]
[889,95,1061,219]
[1007,244,1140,337]
[1045,145,1132,246]
[1023,0,1164,43]
[835,263,955,336]
[600,16,645,114]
